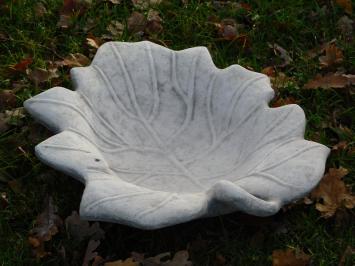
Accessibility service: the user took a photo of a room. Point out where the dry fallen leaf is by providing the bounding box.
[261,66,276,77]
[86,34,103,49]
[0,114,9,133]
[146,9,163,34]
[10,57,33,72]
[143,250,191,266]
[271,96,299,108]
[262,67,294,92]
[105,258,139,266]
[82,240,101,266]
[106,250,192,266]
[269,43,293,67]
[213,2,252,11]
[164,250,192,266]
[343,74,355,84]
[305,39,337,59]
[272,248,311,266]
[27,66,60,86]
[338,246,355,266]
[34,2,47,17]
[127,11,147,33]
[28,196,63,258]
[132,252,171,265]
[319,43,343,68]
[107,20,125,38]
[106,0,121,4]
[4,107,26,126]
[61,53,90,67]
[216,18,238,41]
[303,73,351,89]
[310,167,355,218]
[0,90,17,111]
[58,0,92,28]
[269,72,294,91]
[335,0,353,15]
[332,141,348,152]
[57,14,71,29]
[132,0,162,10]
[65,211,105,242]
[337,16,353,41]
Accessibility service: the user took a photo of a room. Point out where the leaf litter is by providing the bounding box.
[65,211,105,242]
[9,57,33,73]
[216,19,238,41]
[58,0,93,28]
[27,65,60,86]
[61,53,91,67]
[318,43,343,68]
[335,0,353,15]
[146,9,163,35]
[87,34,103,49]
[28,196,63,258]
[303,73,354,89]
[132,0,163,10]
[105,250,192,266]
[127,11,147,34]
[82,240,102,266]
[106,21,125,39]
[268,43,293,67]
[0,107,26,132]
[337,16,353,41]
[307,167,355,218]
[0,90,17,111]
[272,248,311,266]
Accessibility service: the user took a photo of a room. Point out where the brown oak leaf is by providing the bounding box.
[82,240,101,266]
[106,0,121,4]
[0,90,17,111]
[303,73,350,89]
[28,196,63,258]
[272,248,311,266]
[61,53,91,67]
[58,0,92,28]
[271,96,299,108]
[269,43,293,67]
[65,211,105,242]
[106,20,125,38]
[335,0,353,15]
[337,16,353,41]
[27,64,60,86]
[86,34,103,49]
[132,0,162,10]
[216,19,238,41]
[10,57,33,72]
[319,44,343,68]
[310,167,355,218]
[105,258,139,266]
[127,12,147,33]
[106,250,192,266]
[146,9,163,34]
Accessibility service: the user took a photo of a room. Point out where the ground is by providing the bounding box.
[0,0,354,265]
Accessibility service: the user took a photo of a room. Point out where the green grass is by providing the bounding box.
[0,0,354,265]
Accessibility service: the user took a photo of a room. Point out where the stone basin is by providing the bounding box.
[24,41,329,229]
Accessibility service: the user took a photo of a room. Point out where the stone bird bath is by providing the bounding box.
[24,41,329,229]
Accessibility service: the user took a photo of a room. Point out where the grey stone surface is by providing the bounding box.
[24,41,330,229]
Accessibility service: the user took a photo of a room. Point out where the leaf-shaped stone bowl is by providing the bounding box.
[24,41,330,229]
